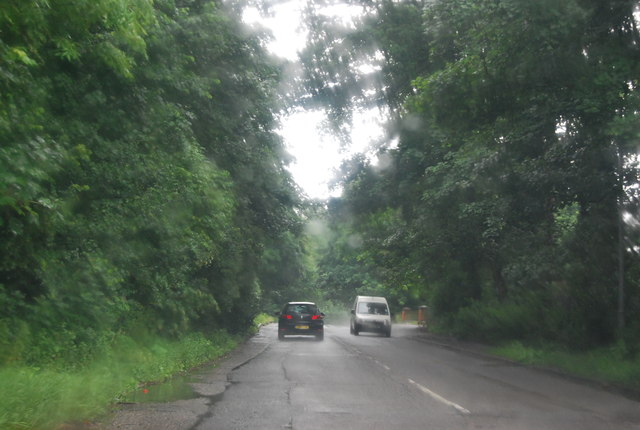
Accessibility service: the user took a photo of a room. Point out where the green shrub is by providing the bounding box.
[253,313,276,327]
[451,297,543,344]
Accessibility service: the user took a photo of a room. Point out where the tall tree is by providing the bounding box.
[0,0,309,365]
[306,0,640,347]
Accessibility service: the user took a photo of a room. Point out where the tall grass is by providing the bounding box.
[492,341,640,392]
[253,313,276,328]
[0,331,237,430]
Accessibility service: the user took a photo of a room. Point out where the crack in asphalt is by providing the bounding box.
[280,354,295,429]
[180,341,273,430]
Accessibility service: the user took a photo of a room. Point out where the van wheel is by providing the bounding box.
[353,325,359,336]
[385,327,391,337]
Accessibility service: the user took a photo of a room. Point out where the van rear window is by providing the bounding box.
[357,302,388,315]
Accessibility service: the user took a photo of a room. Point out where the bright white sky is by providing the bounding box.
[242,1,385,200]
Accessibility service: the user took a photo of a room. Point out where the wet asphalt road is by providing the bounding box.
[109,323,640,430]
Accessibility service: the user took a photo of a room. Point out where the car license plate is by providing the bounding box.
[295,325,309,330]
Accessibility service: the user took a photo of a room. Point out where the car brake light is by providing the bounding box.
[282,314,293,319]
[312,315,323,320]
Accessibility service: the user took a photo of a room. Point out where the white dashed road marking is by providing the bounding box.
[408,378,471,415]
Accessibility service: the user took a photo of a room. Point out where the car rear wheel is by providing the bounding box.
[278,331,285,340]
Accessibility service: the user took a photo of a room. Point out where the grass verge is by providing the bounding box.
[491,341,640,393]
[253,312,276,328]
[0,331,238,430]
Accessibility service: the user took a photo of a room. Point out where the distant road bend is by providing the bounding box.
[109,324,640,430]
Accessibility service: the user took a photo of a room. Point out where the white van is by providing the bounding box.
[350,296,391,337]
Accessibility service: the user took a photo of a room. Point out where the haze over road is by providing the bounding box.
[195,323,640,430]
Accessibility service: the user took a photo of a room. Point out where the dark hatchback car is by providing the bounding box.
[276,302,325,340]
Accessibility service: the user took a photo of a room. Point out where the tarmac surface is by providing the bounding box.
[103,324,640,430]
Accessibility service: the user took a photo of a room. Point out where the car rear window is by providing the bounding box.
[357,302,388,315]
[285,304,318,314]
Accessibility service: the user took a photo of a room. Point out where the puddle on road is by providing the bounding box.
[120,330,267,404]
[120,374,199,404]
[120,365,222,404]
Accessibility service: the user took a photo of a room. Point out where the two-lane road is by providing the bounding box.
[195,324,640,429]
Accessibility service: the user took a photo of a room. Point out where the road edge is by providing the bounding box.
[104,327,271,430]
[408,326,640,402]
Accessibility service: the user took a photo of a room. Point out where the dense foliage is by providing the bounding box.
[4,0,640,377]
[305,0,640,350]
[0,0,310,368]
